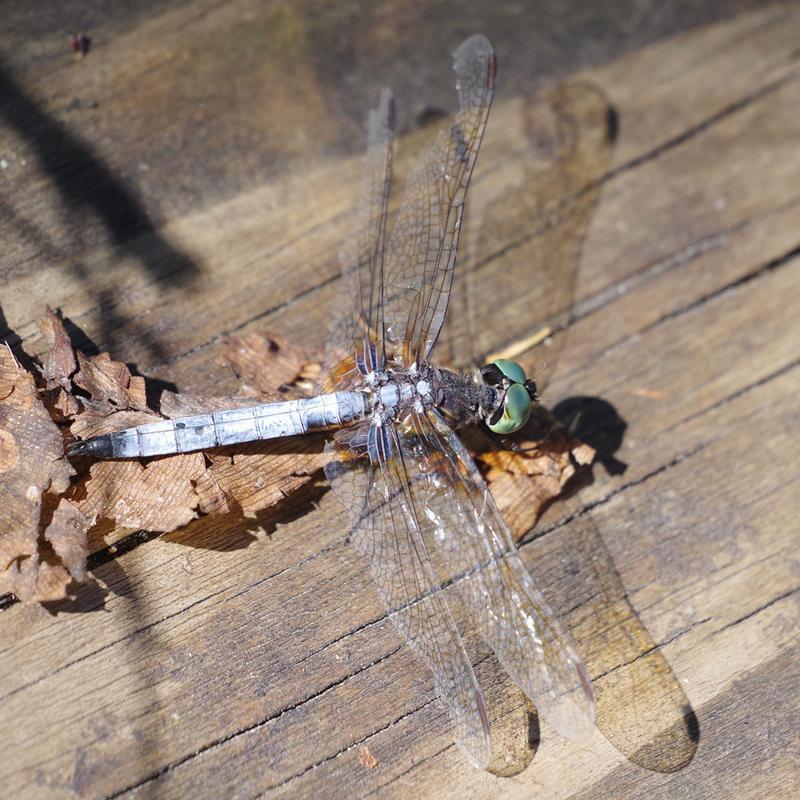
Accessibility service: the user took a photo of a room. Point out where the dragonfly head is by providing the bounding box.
[480,359,538,434]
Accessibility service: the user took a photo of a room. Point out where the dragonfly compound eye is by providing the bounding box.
[487,382,532,434]
[491,358,528,385]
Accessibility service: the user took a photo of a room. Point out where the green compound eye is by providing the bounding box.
[491,358,528,385]
[488,383,532,434]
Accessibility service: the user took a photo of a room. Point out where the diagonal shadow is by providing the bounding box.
[0,59,201,362]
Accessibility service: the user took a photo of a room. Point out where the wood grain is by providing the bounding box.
[1,2,798,799]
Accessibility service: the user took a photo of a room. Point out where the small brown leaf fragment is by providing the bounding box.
[63,332,164,446]
[127,375,148,409]
[476,408,595,540]
[44,499,91,582]
[74,352,148,410]
[38,306,77,389]
[358,746,379,769]
[0,348,75,602]
[221,332,319,396]
[206,440,320,518]
[76,453,207,532]
[52,388,81,419]
[571,442,595,466]
[4,557,73,604]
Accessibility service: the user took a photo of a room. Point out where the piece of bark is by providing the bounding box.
[73,351,149,411]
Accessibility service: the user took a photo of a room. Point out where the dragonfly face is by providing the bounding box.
[479,358,538,434]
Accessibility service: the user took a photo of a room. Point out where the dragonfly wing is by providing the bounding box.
[383,34,495,366]
[402,408,595,742]
[324,420,492,768]
[319,89,394,392]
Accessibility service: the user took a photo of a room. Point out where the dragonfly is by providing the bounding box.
[68,34,595,768]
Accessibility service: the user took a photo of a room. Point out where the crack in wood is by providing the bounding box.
[296,610,389,665]
[551,233,800,396]
[591,617,712,683]
[663,355,800,436]
[714,584,800,635]
[224,539,345,603]
[631,241,800,338]
[569,192,800,324]
[263,697,439,795]
[0,587,228,704]
[100,642,409,800]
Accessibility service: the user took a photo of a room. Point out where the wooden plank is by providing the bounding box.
[1,3,799,799]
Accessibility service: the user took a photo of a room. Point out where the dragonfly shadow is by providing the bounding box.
[472,649,541,776]
[530,395,700,773]
[439,81,618,382]
[552,396,629,477]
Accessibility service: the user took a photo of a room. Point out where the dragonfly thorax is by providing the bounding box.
[363,364,437,423]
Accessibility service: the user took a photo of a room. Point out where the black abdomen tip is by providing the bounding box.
[66,435,114,459]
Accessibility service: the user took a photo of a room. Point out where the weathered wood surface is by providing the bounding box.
[2,1,799,798]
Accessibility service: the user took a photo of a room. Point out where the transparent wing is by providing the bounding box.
[318,89,394,392]
[323,421,492,768]
[383,34,495,366]
[401,408,595,741]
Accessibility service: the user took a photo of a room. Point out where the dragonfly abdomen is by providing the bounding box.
[68,391,367,459]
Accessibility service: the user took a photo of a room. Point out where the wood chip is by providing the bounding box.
[358,746,379,769]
